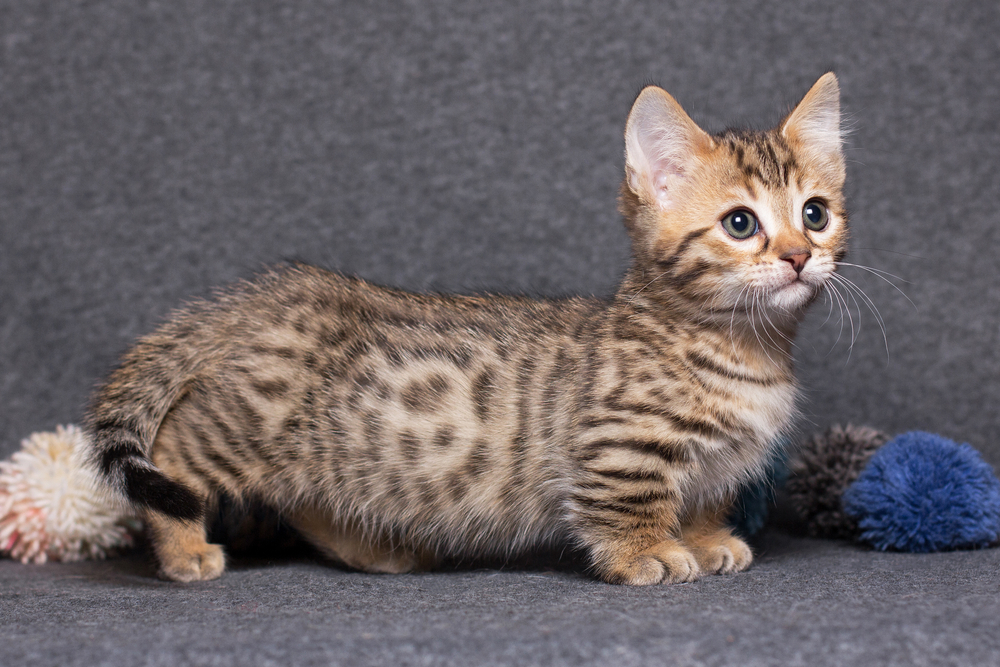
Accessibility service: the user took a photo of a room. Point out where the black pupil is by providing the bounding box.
[805,204,822,223]
[731,212,750,233]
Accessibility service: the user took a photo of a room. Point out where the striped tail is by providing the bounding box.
[84,334,208,522]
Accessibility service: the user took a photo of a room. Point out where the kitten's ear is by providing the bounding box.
[781,73,844,179]
[624,86,713,211]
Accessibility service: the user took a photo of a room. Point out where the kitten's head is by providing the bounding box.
[620,73,847,323]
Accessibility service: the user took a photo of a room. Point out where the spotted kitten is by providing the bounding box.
[85,74,847,584]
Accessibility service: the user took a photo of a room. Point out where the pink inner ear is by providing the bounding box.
[625,86,708,209]
[651,169,673,208]
[627,127,687,210]
[647,152,687,210]
[781,74,843,165]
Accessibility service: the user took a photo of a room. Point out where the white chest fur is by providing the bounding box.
[683,380,798,508]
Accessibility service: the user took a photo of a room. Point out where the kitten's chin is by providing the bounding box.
[768,280,816,313]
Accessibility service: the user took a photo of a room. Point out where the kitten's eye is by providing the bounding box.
[802,199,829,231]
[721,209,758,240]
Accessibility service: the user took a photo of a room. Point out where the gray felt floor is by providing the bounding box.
[3,527,999,667]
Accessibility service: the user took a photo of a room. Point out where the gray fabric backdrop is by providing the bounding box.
[2,0,999,469]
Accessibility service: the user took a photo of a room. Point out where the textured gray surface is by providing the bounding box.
[2,1,1000,664]
[4,528,1000,667]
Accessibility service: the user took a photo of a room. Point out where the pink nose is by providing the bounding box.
[781,251,811,274]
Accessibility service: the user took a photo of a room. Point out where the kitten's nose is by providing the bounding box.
[781,250,811,274]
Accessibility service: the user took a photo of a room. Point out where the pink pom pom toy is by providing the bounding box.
[0,425,137,564]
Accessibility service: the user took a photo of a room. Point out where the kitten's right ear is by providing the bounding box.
[624,87,713,211]
[781,73,844,182]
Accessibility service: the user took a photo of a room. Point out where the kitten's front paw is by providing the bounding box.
[600,540,701,585]
[158,542,226,582]
[691,535,753,575]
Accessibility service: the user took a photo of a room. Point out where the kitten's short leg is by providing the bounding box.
[680,507,753,575]
[575,492,699,585]
[286,507,436,574]
[146,419,226,582]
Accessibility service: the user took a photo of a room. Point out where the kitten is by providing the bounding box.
[84,74,847,584]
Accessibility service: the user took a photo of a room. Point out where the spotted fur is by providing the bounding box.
[84,74,848,584]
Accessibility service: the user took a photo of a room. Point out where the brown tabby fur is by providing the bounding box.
[84,74,848,584]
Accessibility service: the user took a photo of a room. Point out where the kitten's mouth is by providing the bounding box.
[776,274,808,291]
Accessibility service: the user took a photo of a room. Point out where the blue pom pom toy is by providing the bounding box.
[842,431,1000,553]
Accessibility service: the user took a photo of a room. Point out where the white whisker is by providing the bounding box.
[729,283,753,355]
[832,273,890,364]
[627,270,670,305]
[820,286,836,328]
[750,288,781,368]
[758,297,797,349]
[851,247,927,261]
[837,276,861,361]
[834,261,911,284]
[825,280,852,359]
[834,261,917,310]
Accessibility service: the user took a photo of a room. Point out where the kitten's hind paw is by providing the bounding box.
[147,513,228,582]
[158,542,226,583]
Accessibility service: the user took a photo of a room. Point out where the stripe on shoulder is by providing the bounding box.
[579,438,690,466]
[685,349,780,386]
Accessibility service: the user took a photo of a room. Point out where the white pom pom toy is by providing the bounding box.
[0,425,137,564]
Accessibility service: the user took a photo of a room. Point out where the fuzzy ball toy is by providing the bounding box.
[843,431,1000,552]
[785,424,889,539]
[788,426,1000,552]
[0,425,136,564]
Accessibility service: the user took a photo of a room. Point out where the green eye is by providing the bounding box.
[722,209,758,240]
[803,199,829,231]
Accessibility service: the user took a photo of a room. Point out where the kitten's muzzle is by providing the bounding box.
[780,249,811,275]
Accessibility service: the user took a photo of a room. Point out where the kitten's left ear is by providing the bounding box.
[781,73,845,182]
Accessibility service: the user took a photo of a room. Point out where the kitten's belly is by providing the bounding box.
[294,339,571,557]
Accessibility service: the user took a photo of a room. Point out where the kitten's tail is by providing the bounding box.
[83,329,210,522]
